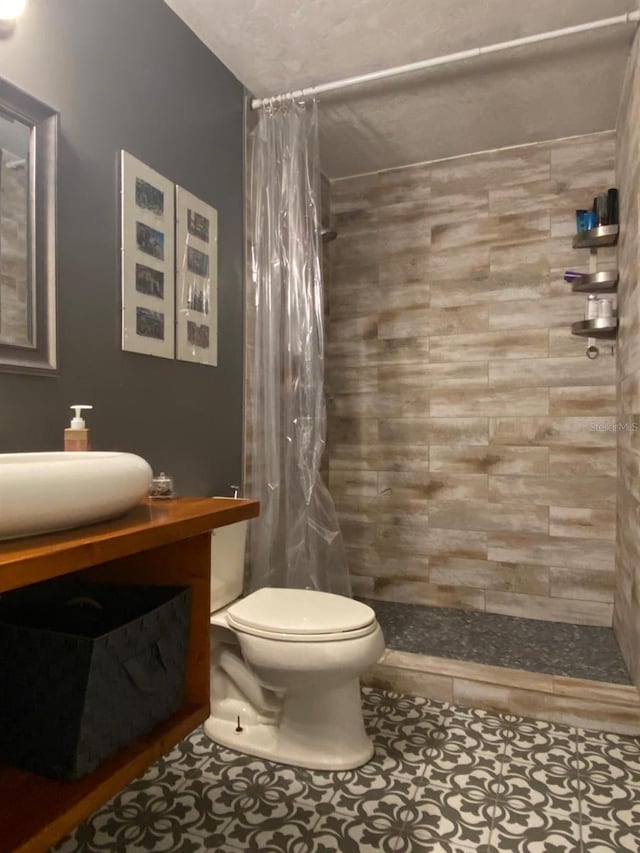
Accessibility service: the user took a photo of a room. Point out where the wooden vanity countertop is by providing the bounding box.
[0,497,259,594]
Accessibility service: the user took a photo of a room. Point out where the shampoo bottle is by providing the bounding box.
[64,404,93,451]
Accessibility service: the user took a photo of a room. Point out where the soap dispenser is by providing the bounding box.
[64,405,93,451]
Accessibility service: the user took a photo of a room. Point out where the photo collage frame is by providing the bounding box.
[176,186,218,366]
[120,151,218,366]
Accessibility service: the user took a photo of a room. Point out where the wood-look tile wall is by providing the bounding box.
[326,133,618,626]
[614,32,640,682]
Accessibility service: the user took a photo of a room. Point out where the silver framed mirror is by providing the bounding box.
[0,77,57,373]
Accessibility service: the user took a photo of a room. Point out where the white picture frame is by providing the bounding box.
[175,186,218,366]
[120,151,175,359]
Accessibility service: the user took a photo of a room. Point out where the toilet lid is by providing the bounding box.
[226,588,376,638]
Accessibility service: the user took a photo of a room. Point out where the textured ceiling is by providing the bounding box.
[165,0,638,177]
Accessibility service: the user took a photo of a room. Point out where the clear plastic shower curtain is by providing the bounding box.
[245,98,351,596]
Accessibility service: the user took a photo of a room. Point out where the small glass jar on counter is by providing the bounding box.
[149,472,175,499]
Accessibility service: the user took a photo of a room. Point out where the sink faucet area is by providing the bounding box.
[0,452,153,540]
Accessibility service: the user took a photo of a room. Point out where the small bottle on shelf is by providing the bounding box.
[596,194,609,226]
[607,188,619,226]
[585,295,598,320]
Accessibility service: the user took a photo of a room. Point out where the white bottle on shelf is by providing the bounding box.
[585,295,598,320]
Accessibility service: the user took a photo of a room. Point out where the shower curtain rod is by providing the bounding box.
[251,10,640,109]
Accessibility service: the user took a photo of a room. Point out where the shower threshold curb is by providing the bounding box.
[364,648,640,735]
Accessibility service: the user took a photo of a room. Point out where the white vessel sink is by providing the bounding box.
[0,452,153,540]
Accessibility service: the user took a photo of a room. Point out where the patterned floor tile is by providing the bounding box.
[363,728,431,780]
[179,832,237,853]
[330,772,416,817]
[438,704,514,756]
[399,784,495,848]
[334,784,419,822]
[575,749,640,828]
[222,804,319,852]
[363,685,437,715]
[497,759,581,818]
[306,810,406,852]
[452,708,575,760]
[577,728,640,784]
[418,754,500,800]
[207,758,334,821]
[54,785,232,852]
[396,841,481,853]
[52,687,640,853]
[503,724,577,766]
[421,720,506,790]
[172,726,226,767]
[364,686,444,734]
[489,807,580,851]
[110,727,241,796]
[581,817,640,852]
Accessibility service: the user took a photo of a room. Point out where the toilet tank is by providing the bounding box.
[211,520,247,612]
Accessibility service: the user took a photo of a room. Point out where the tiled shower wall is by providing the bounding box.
[325,132,618,626]
[615,31,640,683]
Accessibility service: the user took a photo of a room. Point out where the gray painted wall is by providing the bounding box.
[0,0,245,496]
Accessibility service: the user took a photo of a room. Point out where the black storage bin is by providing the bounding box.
[0,579,191,780]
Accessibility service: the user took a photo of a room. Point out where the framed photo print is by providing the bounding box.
[120,151,175,359]
[176,186,218,366]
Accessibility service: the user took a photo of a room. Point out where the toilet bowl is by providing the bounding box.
[204,523,385,770]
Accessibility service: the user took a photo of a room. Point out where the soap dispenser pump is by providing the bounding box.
[65,404,93,451]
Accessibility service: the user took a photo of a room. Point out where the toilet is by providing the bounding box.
[204,521,385,770]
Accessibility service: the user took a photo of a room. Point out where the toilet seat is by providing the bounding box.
[226,587,377,643]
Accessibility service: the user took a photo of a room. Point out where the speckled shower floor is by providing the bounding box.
[360,598,631,685]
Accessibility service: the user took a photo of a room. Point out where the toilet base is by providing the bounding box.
[204,678,374,771]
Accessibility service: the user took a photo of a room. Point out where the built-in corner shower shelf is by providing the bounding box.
[571,318,618,339]
[565,270,619,293]
[572,224,619,249]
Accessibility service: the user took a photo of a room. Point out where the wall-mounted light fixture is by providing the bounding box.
[0,0,27,36]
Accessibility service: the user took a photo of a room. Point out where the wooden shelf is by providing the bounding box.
[0,703,208,853]
[0,496,259,594]
[0,497,260,853]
